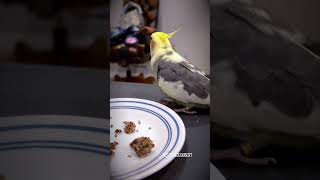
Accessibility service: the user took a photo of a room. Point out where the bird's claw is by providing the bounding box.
[261,157,277,165]
[173,107,197,115]
[159,98,177,107]
[159,99,197,114]
[212,148,277,165]
[160,98,174,104]
[233,156,277,165]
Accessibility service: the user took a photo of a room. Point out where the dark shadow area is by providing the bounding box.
[0,0,110,179]
[0,0,108,69]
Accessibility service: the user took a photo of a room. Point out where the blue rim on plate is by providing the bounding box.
[0,116,109,156]
[111,106,172,178]
[110,98,186,180]
[0,140,109,155]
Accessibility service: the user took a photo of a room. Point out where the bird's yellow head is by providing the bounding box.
[150,28,181,55]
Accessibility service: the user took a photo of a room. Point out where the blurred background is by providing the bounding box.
[110,0,210,84]
[0,0,108,69]
[254,0,320,42]
[0,0,109,118]
[0,2,109,179]
[211,0,320,179]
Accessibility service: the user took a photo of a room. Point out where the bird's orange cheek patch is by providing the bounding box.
[150,40,155,49]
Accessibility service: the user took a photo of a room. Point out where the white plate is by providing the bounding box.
[0,115,108,180]
[110,98,186,180]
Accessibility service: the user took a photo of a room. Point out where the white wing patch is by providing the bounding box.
[183,61,209,79]
[158,77,210,106]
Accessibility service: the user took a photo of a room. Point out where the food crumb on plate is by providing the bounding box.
[130,137,155,158]
[115,129,122,134]
[110,141,119,155]
[115,129,122,138]
[123,121,136,134]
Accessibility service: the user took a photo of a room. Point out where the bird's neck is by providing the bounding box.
[150,47,173,74]
[151,47,172,61]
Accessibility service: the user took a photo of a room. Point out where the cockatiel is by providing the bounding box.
[150,30,210,114]
[211,0,320,165]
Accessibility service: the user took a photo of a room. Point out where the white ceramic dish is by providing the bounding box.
[110,98,186,180]
[0,115,108,180]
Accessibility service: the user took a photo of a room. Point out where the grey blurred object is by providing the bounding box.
[0,63,108,118]
[119,1,144,29]
[211,0,320,164]
[1,0,107,18]
[210,163,226,180]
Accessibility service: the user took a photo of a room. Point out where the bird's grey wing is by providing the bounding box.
[223,0,317,55]
[212,2,320,117]
[157,60,210,99]
[179,60,209,79]
[234,62,314,117]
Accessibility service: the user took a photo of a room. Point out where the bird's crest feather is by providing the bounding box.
[152,28,182,44]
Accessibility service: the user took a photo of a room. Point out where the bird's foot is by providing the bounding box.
[211,145,277,165]
[159,98,178,108]
[173,107,197,115]
[160,98,175,104]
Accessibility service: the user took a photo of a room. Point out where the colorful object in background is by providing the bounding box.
[125,36,139,45]
[110,0,159,84]
[110,26,140,46]
[120,1,145,29]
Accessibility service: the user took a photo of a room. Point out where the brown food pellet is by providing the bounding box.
[115,129,122,134]
[138,120,141,124]
[115,129,122,138]
[123,121,136,134]
[130,137,155,158]
[110,141,118,150]
[128,155,132,158]
[110,141,119,156]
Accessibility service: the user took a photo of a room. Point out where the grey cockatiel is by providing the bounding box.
[149,30,210,114]
[211,0,320,165]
